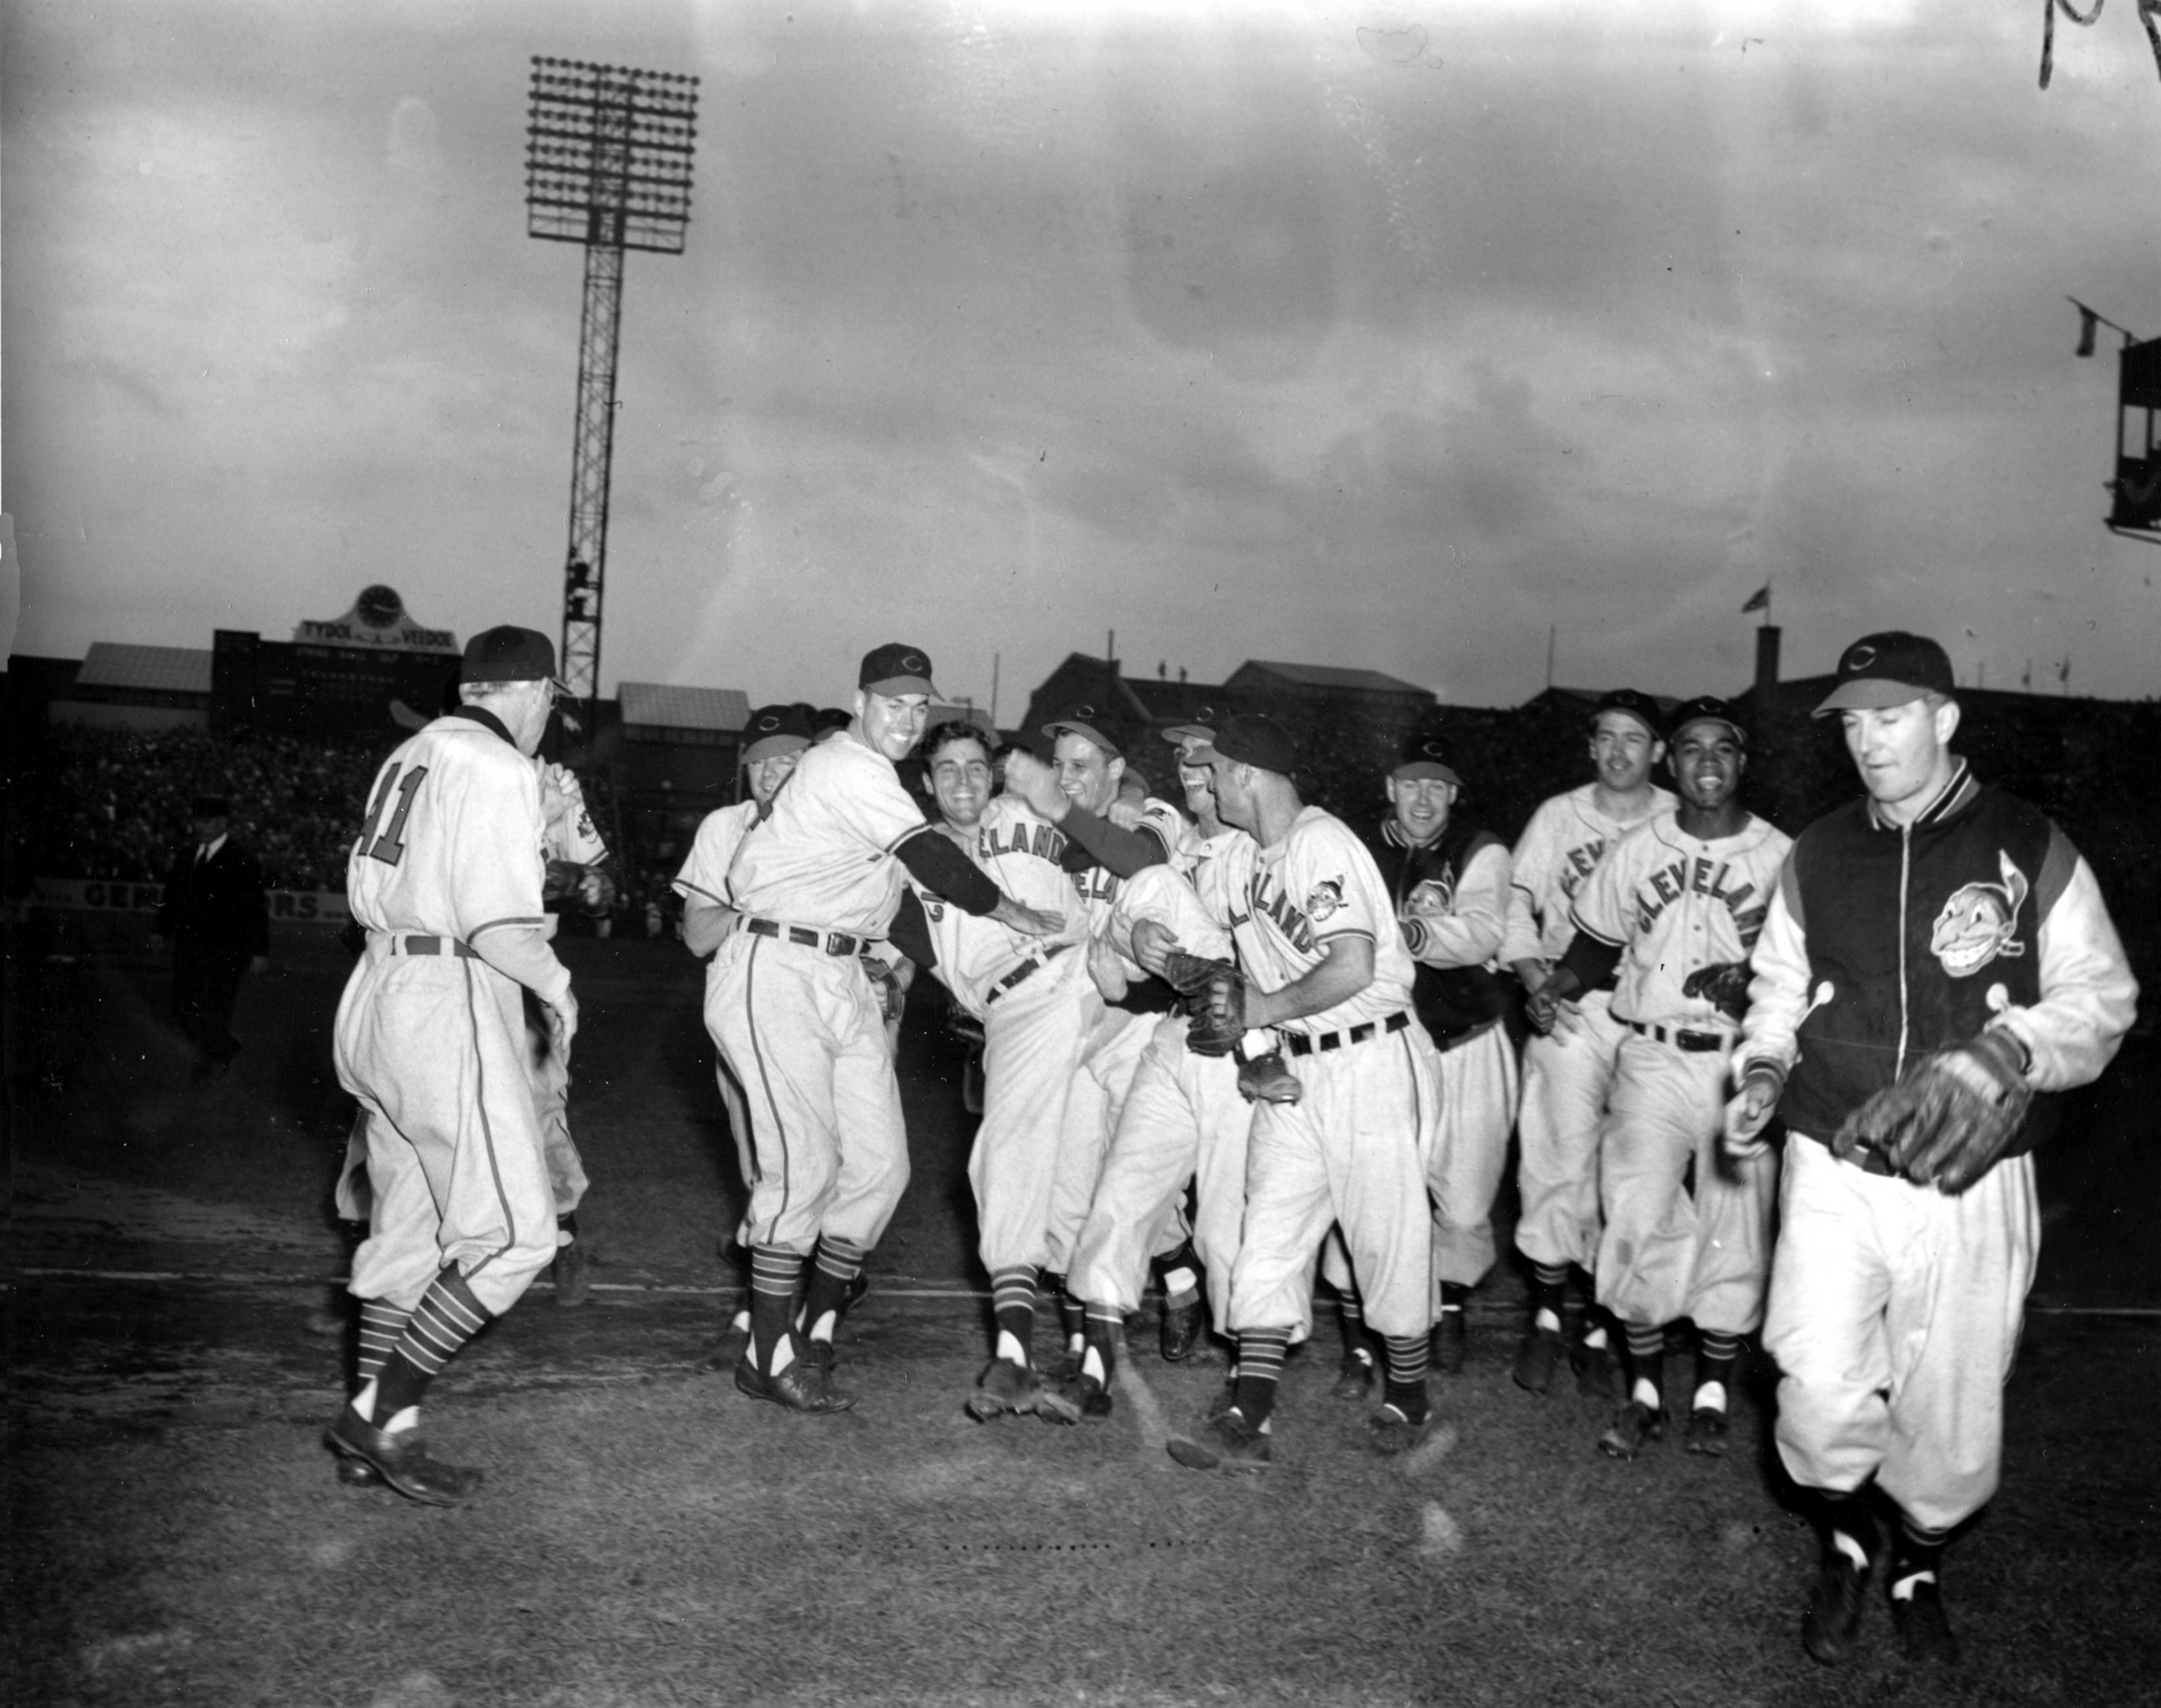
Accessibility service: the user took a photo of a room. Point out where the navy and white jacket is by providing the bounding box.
[1737,759,2137,1160]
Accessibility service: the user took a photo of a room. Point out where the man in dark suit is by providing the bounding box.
[152,794,270,1079]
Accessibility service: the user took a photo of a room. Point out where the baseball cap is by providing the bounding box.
[1160,706,1221,754]
[1041,704,1123,759]
[740,703,816,766]
[859,643,940,699]
[1812,631,1956,718]
[1665,694,1749,747]
[1392,733,1463,787]
[1186,712,1298,776]
[463,625,567,689]
[1589,689,1663,740]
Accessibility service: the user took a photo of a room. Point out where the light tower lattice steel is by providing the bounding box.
[524,56,699,709]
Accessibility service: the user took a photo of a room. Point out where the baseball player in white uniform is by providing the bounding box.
[1354,734,1518,1382]
[882,719,1099,1421]
[328,755,614,1317]
[999,709,1188,1367]
[323,625,579,1505]
[1505,689,1676,1397]
[704,645,1059,1415]
[1062,729,1267,1416]
[672,701,817,1336]
[1722,633,2136,1666]
[1157,715,1446,1472]
[1527,697,1791,1461]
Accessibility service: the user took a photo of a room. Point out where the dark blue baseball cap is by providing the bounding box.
[859,643,940,699]
[1813,631,1955,717]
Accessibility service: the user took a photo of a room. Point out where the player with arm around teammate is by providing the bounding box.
[1722,634,2135,1666]
[1164,715,1447,1471]
[708,646,1059,1415]
[1060,728,1271,1417]
[1355,734,1518,1380]
[884,719,1097,1421]
[1000,709,1189,1366]
[1506,689,1677,1398]
[323,626,579,1505]
[1527,698,1790,1460]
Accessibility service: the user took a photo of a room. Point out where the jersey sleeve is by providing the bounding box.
[540,763,610,865]
[1406,838,1509,970]
[847,749,945,855]
[1567,828,1637,949]
[1502,801,1560,964]
[673,807,747,905]
[1998,833,2139,1091]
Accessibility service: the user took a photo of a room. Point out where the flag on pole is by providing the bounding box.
[2074,302,2099,358]
[1741,585,1771,614]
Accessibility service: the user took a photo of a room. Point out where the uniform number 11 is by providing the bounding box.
[358,764,429,867]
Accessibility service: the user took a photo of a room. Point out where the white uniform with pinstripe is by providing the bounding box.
[1220,808,1443,1340]
[335,712,569,1316]
[1506,781,1677,1275]
[703,733,924,1255]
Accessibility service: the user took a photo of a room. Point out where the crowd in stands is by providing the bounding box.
[21,726,389,891]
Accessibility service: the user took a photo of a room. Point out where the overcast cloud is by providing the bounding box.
[5,0,2158,713]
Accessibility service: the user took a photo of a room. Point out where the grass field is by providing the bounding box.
[6,925,2158,1706]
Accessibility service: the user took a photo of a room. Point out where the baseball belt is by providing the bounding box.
[1281,1010,1411,1057]
[1626,1019,1732,1054]
[379,934,478,959]
[744,917,874,959]
[985,940,1073,1005]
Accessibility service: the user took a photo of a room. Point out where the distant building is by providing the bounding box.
[1018,653,1436,780]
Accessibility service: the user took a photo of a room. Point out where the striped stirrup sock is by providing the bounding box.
[371,1267,494,1419]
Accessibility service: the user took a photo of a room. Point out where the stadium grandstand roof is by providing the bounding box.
[618,682,751,733]
[1232,660,1431,697]
[75,643,213,694]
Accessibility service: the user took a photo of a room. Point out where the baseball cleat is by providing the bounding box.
[1364,1403,1436,1457]
[1058,1375,1114,1421]
[802,1336,839,1375]
[1167,1410,1271,1472]
[1683,1405,1731,1455]
[551,1240,592,1309]
[333,1455,383,1488]
[1430,1310,1467,1375]
[1803,1553,1871,1665]
[735,1355,856,1415]
[323,1406,484,1507]
[1331,1351,1376,1402]
[1891,1580,1961,1666]
[1597,1400,1665,1460]
[965,1357,1051,1422]
[1572,1338,1624,1403]
[1512,1326,1564,1395]
[1160,1295,1207,1363]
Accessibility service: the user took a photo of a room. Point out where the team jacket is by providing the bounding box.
[1737,761,2137,1157]
[1356,814,1515,1045]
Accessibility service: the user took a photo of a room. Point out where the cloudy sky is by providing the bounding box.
[6,0,2159,714]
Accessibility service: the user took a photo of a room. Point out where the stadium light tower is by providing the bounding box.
[525,57,699,711]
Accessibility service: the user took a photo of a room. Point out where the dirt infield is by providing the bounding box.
[6,924,2159,1705]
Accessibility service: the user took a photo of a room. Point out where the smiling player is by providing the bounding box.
[1527,697,1791,1460]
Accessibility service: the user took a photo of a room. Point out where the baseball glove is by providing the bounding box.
[861,956,907,1026]
[1682,959,1754,1024]
[1830,1029,2033,1195]
[1161,954,1246,1057]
